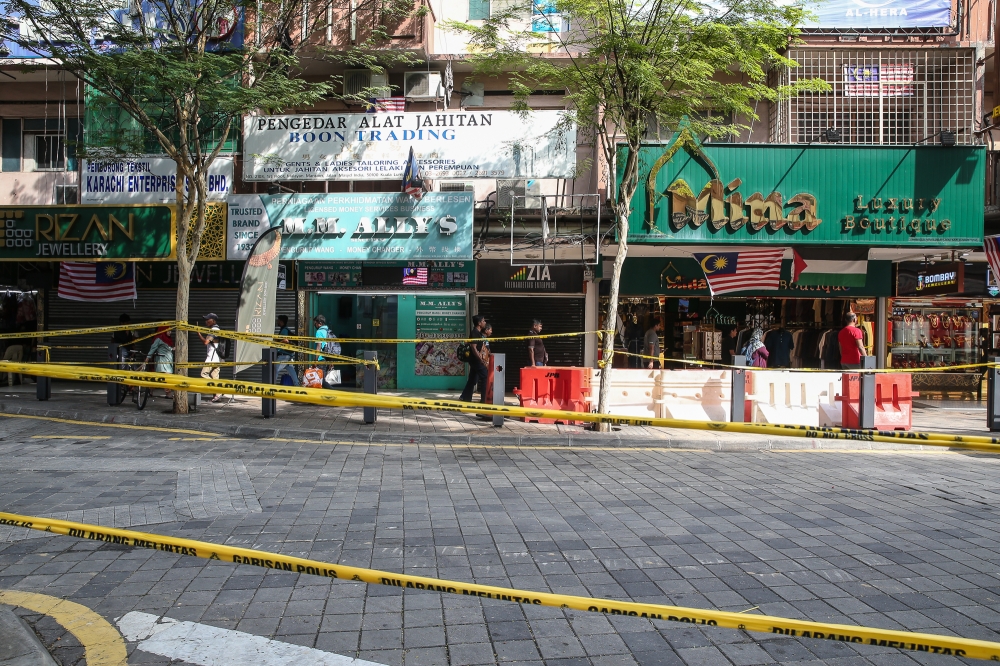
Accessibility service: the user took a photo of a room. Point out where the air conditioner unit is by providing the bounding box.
[497,179,525,208]
[440,182,474,192]
[343,70,389,98]
[460,82,485,107]
[404,72,443,100]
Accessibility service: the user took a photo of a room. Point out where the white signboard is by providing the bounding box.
[242,110,576,181]
[81,157,235,204]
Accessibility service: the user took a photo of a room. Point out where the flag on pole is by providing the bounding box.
[58,262,136,301]
[402,146,427,200]
[692,249,785,296]
[985,237,1000,288]
[792,248,868,287]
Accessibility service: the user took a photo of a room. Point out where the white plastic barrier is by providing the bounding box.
[588,368,732,422]
[747,371,842,427]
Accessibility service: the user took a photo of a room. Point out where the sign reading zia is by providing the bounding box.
[621,125,984,246]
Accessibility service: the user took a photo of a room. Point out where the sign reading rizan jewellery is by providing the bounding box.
[226,193,473,261]
[622,132,984,246]
[0,205,176,261]
[81,157,234,204]
[242,111,576,181]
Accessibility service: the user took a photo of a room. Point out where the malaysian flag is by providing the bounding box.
[402,146,427,200]
[692,249,785,296]
[366,97,406,112]
[985,237,1000,289]
[58,262,137,301]
[402,267,428,285]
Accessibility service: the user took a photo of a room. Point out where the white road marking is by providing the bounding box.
[117,611,387,666]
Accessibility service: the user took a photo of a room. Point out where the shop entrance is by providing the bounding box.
[311,293,399,388]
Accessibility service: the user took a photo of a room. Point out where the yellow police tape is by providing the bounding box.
[3,360,1000,452]
[0,511,995,660]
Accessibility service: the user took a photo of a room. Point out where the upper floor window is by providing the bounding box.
[1,117,80,172]
[469,0,490,20]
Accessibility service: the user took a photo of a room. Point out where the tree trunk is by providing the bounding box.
[596,146,639,431]
[173,262,192,413]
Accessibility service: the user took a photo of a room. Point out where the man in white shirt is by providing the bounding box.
[198,313,223,402]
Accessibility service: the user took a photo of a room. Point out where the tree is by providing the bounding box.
[450,0,826,428]
[3,0,422,412]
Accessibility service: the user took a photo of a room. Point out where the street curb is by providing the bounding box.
[0,402,954,453]
[0,605,58,666]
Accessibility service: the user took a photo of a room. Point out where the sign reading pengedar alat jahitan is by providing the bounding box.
[242,111,576,181]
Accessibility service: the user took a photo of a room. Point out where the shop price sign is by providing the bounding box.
[624,130,984,247]
[0,205,176,261]
[415,296,467,377]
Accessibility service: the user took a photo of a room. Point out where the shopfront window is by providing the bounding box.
[889,303,980,369]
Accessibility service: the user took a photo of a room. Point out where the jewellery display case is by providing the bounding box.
[889,305,981,369]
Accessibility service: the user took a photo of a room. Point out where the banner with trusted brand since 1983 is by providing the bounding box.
[226,193,473,262]
[242,111,576,181]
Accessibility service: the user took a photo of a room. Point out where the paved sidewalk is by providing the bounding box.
[0,382,992,450]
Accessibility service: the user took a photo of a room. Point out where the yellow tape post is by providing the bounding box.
[0,511,994,660]
[4,360,1000,452]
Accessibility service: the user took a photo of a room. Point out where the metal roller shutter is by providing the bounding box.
[46,289,298,379]
[475,296,585,392]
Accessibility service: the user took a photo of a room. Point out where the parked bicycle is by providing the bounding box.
[110,348,152,410]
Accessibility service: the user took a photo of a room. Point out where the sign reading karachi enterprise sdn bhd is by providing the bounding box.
[226,193,473,261]
[242,111,576,181]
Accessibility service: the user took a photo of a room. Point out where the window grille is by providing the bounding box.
[773,48,975,145]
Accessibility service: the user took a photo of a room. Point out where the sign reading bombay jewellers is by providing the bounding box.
[623,130,984,246]
[0,205,176,260]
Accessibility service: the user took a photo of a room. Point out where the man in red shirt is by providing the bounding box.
[838,312,867,369]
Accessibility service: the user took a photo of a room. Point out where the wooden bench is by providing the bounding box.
[910,372,984,401]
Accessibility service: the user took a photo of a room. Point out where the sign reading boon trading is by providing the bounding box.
[0,205,176,261]
[803,0,951,28]
[81,157,235,204]
[242,111,576,181]
[226,193,473,261]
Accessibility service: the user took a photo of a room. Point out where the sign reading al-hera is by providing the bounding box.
[226,193,473,261]
[477,260,585,294]
[624,132,984,247]
[0,205,176,261]
[242,111,576,181]
[803,0,951,28]
[81,157,234,204]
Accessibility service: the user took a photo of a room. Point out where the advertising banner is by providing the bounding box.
[81,157,235,204]
[623,136,984,247]
[0,205,175,261]
[234,228,282,373]
[242,111,576,181]
[415,296,467,377]
[226,193,473,261]
[803,0,951,29]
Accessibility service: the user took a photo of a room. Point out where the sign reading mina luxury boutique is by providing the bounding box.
[0,205,176,261]
[226,193,472,261]
[623,133,984,247]
[242,111,576,181]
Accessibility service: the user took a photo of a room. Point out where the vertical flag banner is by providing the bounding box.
[402,146,427,200]
[234,227,282,374]
[58,262,136,301]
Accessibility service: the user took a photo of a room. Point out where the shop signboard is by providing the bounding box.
[897,261,979,297]
[477,260,585,294]
[802,0,951,28]
[81,157,235,204]
[414,296,467,377]
[0,205,175,261]
[242,111,576,181]
[226,193,473,261]
[298,260,474,290]
[135,261,292,289]
[622,132,984,247]
[611,257,894,297]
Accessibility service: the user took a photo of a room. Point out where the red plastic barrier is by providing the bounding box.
[513,366,592,425]
[839,373,915,431]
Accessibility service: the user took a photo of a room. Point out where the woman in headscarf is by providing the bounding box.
[146,327,175,397]
[744,327,769,368]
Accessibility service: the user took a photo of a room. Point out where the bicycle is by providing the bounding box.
[110,348,152,410]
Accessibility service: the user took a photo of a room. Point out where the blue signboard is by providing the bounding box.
[803,0,951,28]
[226,193,474,262]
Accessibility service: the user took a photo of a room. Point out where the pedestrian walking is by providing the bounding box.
[743,327,769,368]
[112,313,137,348]
[198,313,223,402]
[274,315,299,386]
[838,312,866,370]
[146,327,175,397]
[459,315,488,402]
[644,319,663,369]
[527,319,549,367]
[2,339,23,386]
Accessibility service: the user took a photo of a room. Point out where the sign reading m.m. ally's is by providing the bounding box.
[0,205,176,261]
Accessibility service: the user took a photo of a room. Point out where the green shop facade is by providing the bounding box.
[611,134,986,370]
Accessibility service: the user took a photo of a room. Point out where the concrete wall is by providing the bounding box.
[0,172,78,206]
